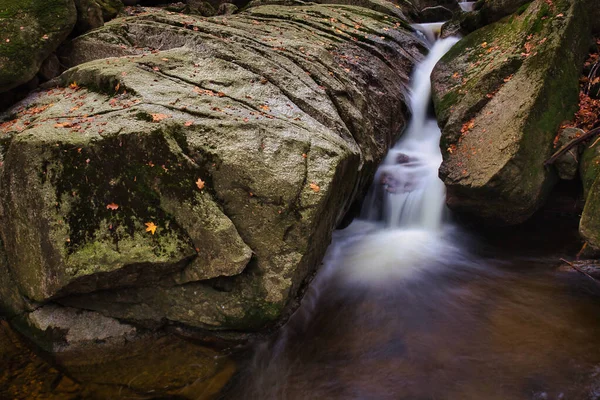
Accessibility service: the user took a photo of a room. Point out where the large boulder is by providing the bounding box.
[0,4,422,342]
[0,0,77,93]
[432,0,591,224]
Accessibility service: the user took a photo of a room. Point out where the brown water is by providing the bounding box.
[221,226,600,400]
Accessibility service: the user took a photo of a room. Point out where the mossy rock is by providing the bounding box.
[431,0,591,224]
[579,140,600,252]
[0,0,77,92]
[0,5,422,334]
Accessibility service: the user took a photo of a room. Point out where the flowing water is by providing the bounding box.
[221,33,600,400]
[459,1,476,12]
[3,24,600,400]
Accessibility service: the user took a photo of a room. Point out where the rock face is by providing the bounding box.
[0,0,77,92]
[0,3,422,343]
[73,0,123,34]
[432,0,591,225]
[554,127,584,181]
[478,0,531,25]
[579,142,600,251]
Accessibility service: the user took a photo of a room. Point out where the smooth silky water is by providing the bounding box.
[221,33,600,400]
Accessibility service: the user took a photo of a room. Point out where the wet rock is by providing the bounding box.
[419,6,454,22]
[0,4,422,339]
[411,0,460,13]
[478,0,533,25]
[187,0,217,16]
[74,0,105,34]
[14,304,138,353]
[38,53,62,81]
[554,127,585,180]
[218,2,239,15]
[73,0,124,34]
[579,139,600,252]
[0,0,77,93]
[432,0,591,224]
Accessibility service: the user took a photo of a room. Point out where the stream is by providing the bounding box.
[220,31,600,400]
[3,19,600,400]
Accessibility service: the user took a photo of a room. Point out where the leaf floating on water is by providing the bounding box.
[145,222,157,235]
[309,182,320,193]
[106,203,119,210]
[196,178,205,190]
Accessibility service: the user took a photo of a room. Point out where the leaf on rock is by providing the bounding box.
[309,182,320,192]
[145,222,157,235]
[196,178,205,190]
[151,113,170,122]
[106,203,119,210]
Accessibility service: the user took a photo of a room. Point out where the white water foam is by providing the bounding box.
[340,35,459,284]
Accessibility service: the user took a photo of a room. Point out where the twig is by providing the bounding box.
[544,126,600,166]
[560,257,600,286]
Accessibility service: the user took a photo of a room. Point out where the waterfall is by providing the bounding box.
[362,36,458,231]
[339,34,460,284]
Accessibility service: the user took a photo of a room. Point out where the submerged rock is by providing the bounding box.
[0,3,422,347]
[432,0,591,224]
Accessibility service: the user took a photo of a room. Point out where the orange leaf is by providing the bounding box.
[69,82,79,90]
[151,113,170,122]
[145,222,157,235]
[196,178,205,190]
[184,120,193,126]
[106,203,119,210]
[309,182,320,192]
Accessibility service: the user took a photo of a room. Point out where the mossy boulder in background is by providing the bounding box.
[74,0,124,34]
[432,0,591,224]
[0,0,77,92]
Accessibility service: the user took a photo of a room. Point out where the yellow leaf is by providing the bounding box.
[145,222,157,235]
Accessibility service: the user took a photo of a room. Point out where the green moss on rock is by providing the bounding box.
[432,0,591,224]
[0,0,77,92]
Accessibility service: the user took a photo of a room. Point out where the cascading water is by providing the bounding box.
[222,26,600,400]
[362,36,458,231]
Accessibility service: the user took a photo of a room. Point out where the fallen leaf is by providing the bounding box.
[196,178,205,190]
[106,203,119,210]
[69,82,79,90]
[309,182,320,192]
[151,113,170,122]
[145,222,157,235]
[461,119,475,134]
[184,120,194,126]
